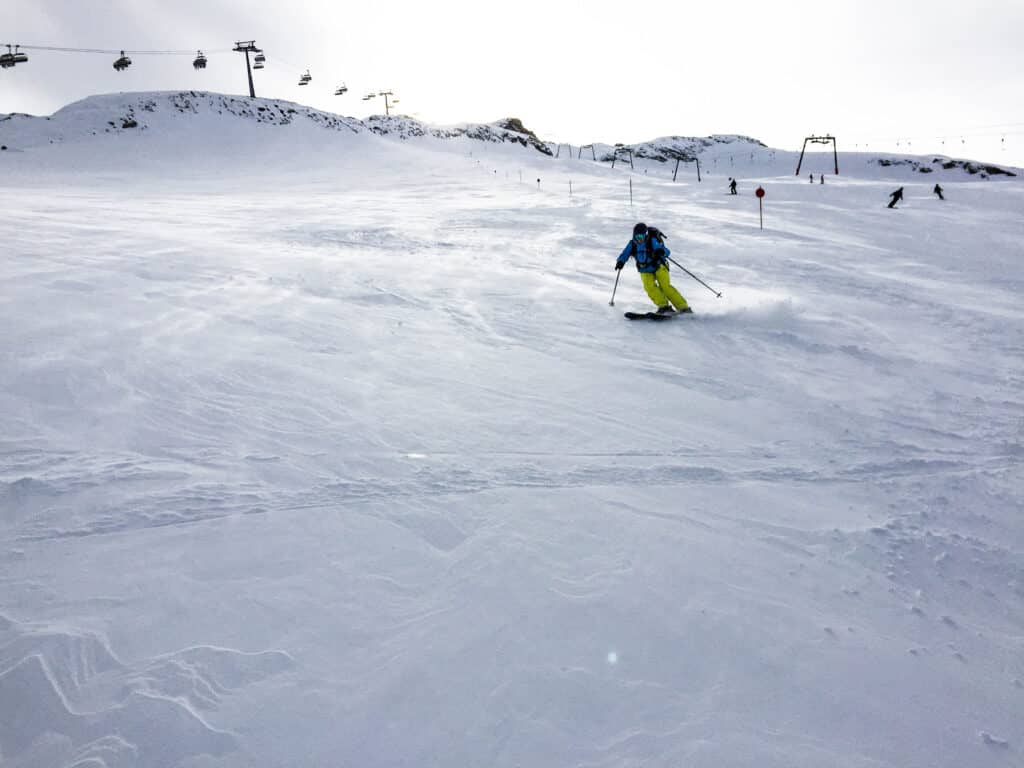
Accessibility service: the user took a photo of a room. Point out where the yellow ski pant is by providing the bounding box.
[640,265,689,310]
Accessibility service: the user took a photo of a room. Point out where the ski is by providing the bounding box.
[625,311,674,321]
[624,309,693,321]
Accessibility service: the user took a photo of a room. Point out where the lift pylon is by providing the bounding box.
[795,135,838,176]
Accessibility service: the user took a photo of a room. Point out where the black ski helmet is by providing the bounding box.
[633,222,648,236]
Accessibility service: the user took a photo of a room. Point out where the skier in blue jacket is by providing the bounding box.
[615,222,691,314]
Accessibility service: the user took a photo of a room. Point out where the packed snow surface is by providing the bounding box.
[1,92,1023,768]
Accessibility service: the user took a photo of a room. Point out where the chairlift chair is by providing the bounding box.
[363,93,376,101]
[113,51,132,71]
[192,50,207,70]
[253,51,265,70]
[2,44,27,68]
[335,83,348,96]
[298,70,311,86]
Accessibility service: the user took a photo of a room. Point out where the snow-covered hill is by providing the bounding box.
[3,91,1018,181]
[1,92,1022,768]
[0,91,553,155]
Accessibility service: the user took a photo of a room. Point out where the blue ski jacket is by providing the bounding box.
[616,238,670,274]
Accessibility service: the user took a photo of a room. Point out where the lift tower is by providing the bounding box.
[233,41,260,98]
[795,135,839,176]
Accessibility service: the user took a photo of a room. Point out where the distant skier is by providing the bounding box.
[615,223,691,314]
[933,183,945,200]
[809,173,815,183]
[820,174,824,185]
[728,178,737,195]
[887,187,904,208]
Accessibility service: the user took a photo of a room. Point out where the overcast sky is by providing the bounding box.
[4,0,1023,164]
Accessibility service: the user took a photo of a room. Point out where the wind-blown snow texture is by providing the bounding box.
[1,91,1022,768]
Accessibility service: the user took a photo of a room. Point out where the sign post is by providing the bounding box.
[755,186,765,230]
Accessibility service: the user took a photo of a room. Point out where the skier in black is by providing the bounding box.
[887,187,904,208]
[728,178,737,195]
[933,184,944,200]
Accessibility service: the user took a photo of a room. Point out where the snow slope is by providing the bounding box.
[1,92,1023,768]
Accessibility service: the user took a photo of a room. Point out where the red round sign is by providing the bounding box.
[755,187,765,198]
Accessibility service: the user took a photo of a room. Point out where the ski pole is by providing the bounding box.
[666,256,723,298]
[609,269,621,306]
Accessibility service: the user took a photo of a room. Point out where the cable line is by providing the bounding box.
[14,44,232,55]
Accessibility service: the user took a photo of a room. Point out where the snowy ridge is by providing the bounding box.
[367,114,553,154]
[0,90,553,155]
[552,135,1019,181]
[873,154,1017,178]
[582,134,768,163]
[2,91,1020,180]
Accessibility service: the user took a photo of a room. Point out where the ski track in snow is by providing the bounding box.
[1,93,1023,768]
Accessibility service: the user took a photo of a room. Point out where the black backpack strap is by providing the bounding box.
[648,227,666,264]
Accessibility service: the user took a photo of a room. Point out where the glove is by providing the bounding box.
[614,261,624,271]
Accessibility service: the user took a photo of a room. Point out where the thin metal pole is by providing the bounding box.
[629,178,632,205]
[609,270,621,306]
[795,137,809,175]
[696,157,701,182]
[244,49,255,98]
[666,256,722,298]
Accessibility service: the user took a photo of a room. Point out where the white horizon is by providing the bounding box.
[3,0,1023,166]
